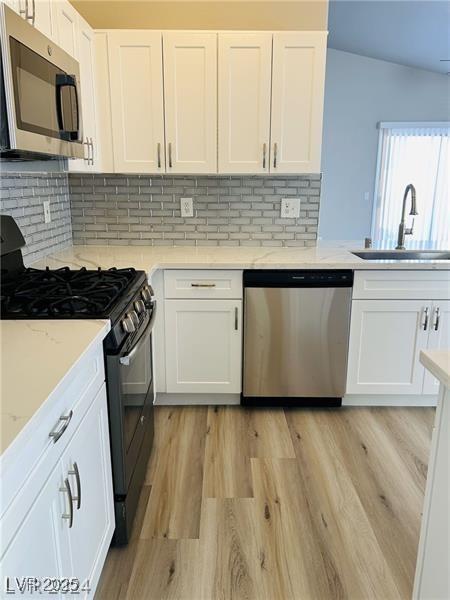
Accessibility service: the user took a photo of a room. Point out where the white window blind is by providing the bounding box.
[372,123,449,249]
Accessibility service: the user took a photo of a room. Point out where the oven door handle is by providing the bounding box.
[119,301,157,366]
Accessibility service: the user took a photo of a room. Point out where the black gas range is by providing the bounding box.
[0,215,155,545]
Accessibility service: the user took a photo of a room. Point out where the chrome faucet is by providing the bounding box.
[396,184,418,250]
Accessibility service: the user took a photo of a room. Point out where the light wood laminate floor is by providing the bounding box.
[96,406,434,600]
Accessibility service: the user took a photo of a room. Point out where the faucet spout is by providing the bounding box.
[396,184,418,250]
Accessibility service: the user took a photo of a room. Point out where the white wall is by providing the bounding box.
[319,49,450,241]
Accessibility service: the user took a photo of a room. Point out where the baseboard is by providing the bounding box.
[343,394,438,407]
[241,395,342,408]
[155,392,241,406]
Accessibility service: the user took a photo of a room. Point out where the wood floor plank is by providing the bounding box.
[202,407,254,498]
[250,457,343,599]
[329,408,428,598]
[198,498,261,600]
[125,539,200,600]
[140,407,207,539]
[247,408,296,458]
[95,485,151,600]
[286,408,404,600]
[202,406,295,499]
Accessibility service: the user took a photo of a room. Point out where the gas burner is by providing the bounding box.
[1,267,139,318]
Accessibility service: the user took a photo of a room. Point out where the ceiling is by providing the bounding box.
[328,0,450,74]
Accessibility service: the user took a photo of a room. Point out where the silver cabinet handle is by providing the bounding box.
[89,137,94,166]
[234,306,239,330]
[191,283,216,288]
[68,462,81,510]
[20,0,32,22]
[49,410,73,443]
[168,142,172,168]
[83,137,90,162]
[433,307,440,331]
[31,0,35,25]
[422,307,429,331]
[157,142,161,169]
[273,142,278,169]
[262,143,267,169]
[60,478,74,528]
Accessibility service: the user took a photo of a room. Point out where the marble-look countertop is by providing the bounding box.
[33,244,450,274]
[420,350,450,388]
[0,319,110,456]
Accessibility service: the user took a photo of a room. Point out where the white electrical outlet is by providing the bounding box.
[280,198,301,219]
[180,197,194,218]
[43,200,51,224]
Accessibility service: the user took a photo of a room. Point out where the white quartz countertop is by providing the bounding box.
[33,244,450,274]
[420,350,450,388]
[0,319,110,456]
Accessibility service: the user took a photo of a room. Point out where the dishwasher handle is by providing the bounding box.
[243,270,354,288]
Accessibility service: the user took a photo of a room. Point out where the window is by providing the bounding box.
[372,123,449,248]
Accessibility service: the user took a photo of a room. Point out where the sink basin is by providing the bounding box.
[352,250,450,261]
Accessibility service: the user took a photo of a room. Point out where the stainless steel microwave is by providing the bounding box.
[0,4,83,159]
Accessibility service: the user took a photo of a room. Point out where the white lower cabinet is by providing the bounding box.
[165,299,242,393]
[0,384,114,599]
[346,299,449,396]
[61,384,114,595]
[1,463,70,599]
[423,301,450,395]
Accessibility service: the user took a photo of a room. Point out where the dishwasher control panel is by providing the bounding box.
[243,270,354,288]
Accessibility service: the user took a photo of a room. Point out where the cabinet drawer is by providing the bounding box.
[164,270,242,299]
[353,270,450,300]
[0,344,105,521]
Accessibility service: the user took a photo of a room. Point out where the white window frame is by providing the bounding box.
[371,121,450,242]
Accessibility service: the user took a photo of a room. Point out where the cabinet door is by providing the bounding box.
[165,299,242,394]
[108,31,165,174]
[61,385,114,597]
[346,300,430,395]
[0,463,71,598]
[33,0,54,39]
[2,0,21,16]
[270,32,327,173]
[69,17,98,172]
[163,32,217,174]
[53,0,78,58]
[218,33,272,174]
[423,301,450,395]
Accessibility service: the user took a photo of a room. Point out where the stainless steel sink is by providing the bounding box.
[352,250,450,261]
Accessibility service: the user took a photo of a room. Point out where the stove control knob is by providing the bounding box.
[134,300,146,315]
[129,310,139,328]
[141,285,153,303]
[122,314,136,333]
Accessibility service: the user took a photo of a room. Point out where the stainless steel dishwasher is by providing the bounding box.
[242,270,353,406]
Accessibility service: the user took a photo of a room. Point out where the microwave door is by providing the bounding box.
[0,5,84,158]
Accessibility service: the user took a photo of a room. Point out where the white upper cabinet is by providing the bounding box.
[108,31,165,173]
[33,0,55,39]
[270,32,327,173]
[70,16,98,172]
[163,32,217,174]
[53,0,79,58]
[218,33,272,174]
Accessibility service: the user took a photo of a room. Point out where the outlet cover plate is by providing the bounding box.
[281,198,300,219]
[43,200,51,224]
[180,197,194,218]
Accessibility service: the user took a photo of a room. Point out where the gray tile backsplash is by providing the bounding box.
[69,174,321,247]
[0,172,72,264]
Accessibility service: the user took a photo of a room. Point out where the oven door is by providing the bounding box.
[0,4,83,158]
[106,308,156,496]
